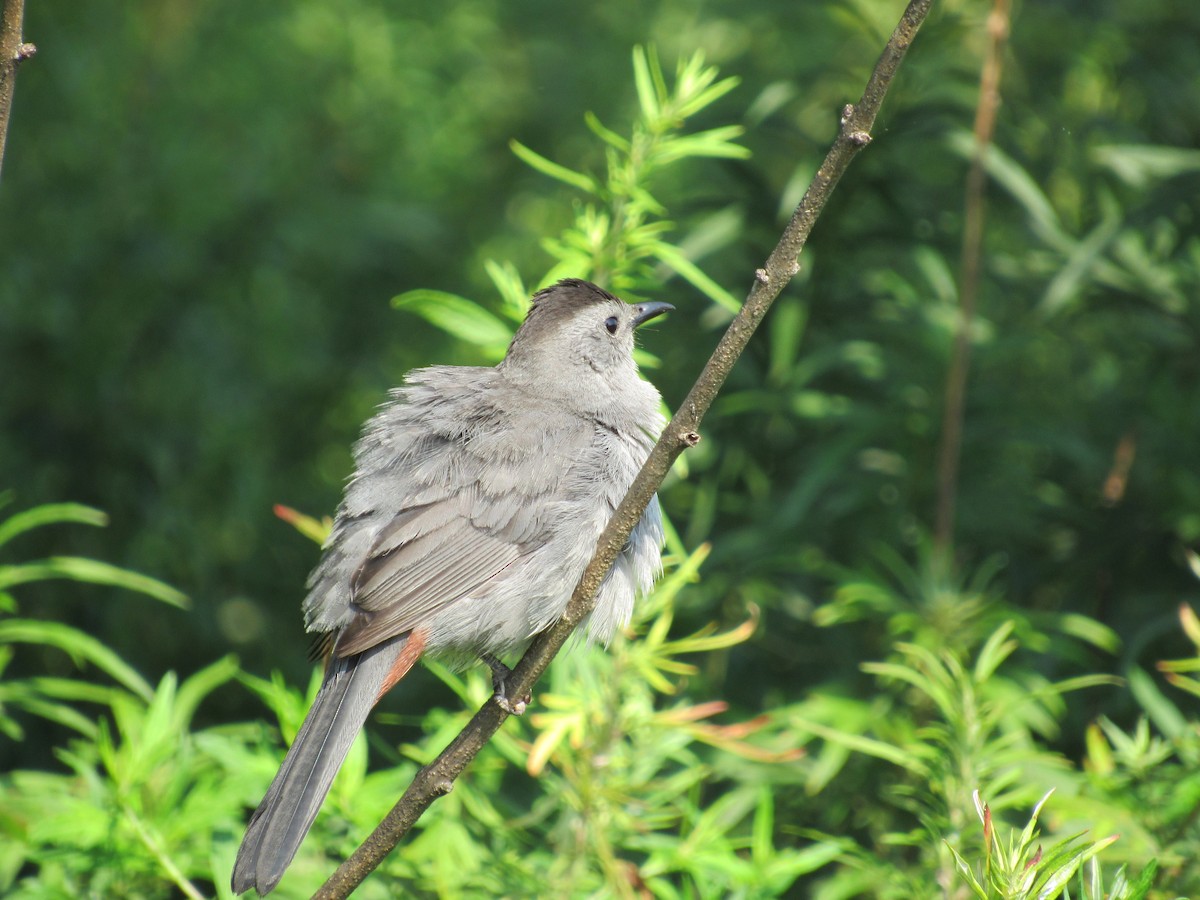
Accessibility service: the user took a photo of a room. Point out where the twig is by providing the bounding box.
[314,2,933,896]
[0,0,33,183]
[124,805,207,900]
[933,0,1011,557]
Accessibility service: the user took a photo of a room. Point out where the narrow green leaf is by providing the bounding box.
[653,127,750,164]
[767,299,808,384]
[140,672,180,758]
[1039,205,1122,316]
[0,692,98,737]
[751,786,774,863]
[944,840,990,899]
[0,503,108,547]
[392,289,514,353]
[651,242,742,313]
[273,504,331,545]
[1128,664,1188,738]
[1054,613,1121,653]
[1091,143,1200,188]
[635,658,679,694]
[746,81,796,126]
[791,716,929,774]
[482,259,531,323]
[584,111,630,152]
[861,660,938,698]
[1124,859,1158,900]
[973,621,1018,682]
[509,139,597,194]
[1017,789,1054,854]
[768,841,843,879]
[0,557,189,608]
[632,46,660,120]
[22,676,132,707]
[948,132,1070,252]
[1084,721,1115,774]
[0,619,154,700]
[677,75,742,120]
[174,655,241,729]
[1035,836,1119,899]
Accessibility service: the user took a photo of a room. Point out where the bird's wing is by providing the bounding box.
[331,493,527,656]
[301,368,596,657]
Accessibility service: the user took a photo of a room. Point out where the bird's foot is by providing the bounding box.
[482,653,530,715]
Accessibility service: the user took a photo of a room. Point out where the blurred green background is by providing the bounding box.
[3,0,1200,895]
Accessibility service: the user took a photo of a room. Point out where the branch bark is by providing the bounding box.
[0,0,33,184]
[315,2,933,896]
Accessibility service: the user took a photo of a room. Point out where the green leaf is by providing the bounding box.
[0,557,189,608]
[1128,664,1188,739]
[0,691,98,737]
[632,45,662,121]
[767,299,808,384]
[973,620,1018,682]
[482,259,531,323]
[508,139,598,194]
[1017,789,1054,856]
[791,715,928,775]
[948,132,1070,252]
[1124,859,1159,900]
[1034,834,1119,899]
[0,619,154,700]
[768,840,844,880]
[392,289,514,353]
[653,126,750,164]
[139,672,180,760]
[273,504,331,545]
[0,503,108,548]
[18,675,131,707]
[1038,198,1122,316]
[945,840,990,899]
[1053,613,1121,653]
[584,111,630,152]
[1091,143,1200,188]
[751,785,774,864]
[677,74,742,120]
[651,242,742,313]
[174,655,241,729]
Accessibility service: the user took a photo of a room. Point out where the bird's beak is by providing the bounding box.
[631,301,674,328]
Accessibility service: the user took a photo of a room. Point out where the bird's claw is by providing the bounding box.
[482,653,531,715]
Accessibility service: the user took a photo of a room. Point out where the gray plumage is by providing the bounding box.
[232,279,670,895]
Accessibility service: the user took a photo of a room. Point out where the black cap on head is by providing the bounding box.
[530,278,618,308]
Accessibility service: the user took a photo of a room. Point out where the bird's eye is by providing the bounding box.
[604,316,619,335]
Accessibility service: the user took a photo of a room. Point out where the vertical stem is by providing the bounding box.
[0,0,30,183]
[933,0,1011,559]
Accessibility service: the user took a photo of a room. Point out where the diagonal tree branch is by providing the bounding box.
[0,0,34,184]
[314,2,933,896]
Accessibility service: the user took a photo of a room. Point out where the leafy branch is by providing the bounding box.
[947,790,1120,900]
[392,45,751,366]
[515,45,749,310]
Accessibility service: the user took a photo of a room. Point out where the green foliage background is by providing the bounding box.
[2,0,1200,896]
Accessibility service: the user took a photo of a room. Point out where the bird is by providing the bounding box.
[232,278,672,895]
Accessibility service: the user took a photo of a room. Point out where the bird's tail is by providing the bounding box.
[232,634,410,896]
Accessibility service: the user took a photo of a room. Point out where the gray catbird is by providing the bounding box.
[232,278,672,895]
